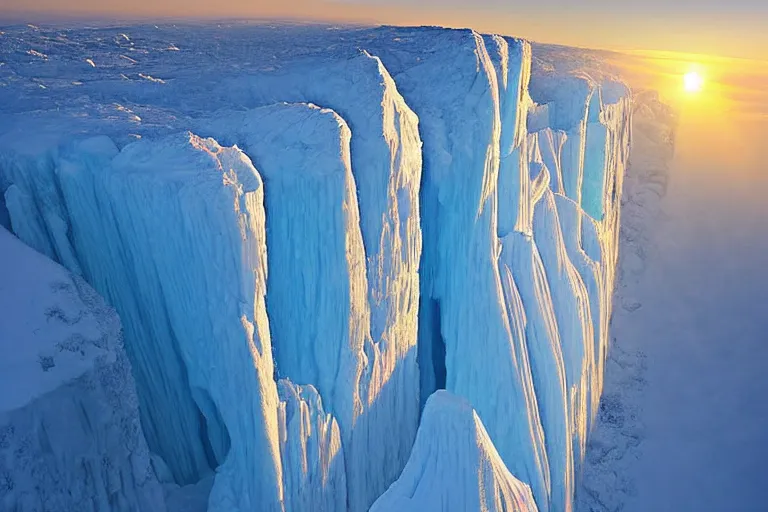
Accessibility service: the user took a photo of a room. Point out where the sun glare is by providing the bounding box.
[683,71,704,93]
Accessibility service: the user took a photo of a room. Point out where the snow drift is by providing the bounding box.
[370,391,539,512]
[0,226,165,512]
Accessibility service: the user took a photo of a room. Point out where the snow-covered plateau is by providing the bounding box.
[0,22,647,512]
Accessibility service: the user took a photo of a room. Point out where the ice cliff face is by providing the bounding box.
[0,23,631,512]
[0,226,164,512]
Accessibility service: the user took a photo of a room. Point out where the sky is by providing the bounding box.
[2,0,767,60]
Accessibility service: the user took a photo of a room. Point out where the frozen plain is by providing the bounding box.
[0,21,655,512]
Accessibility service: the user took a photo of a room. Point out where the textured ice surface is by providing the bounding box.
[195,46,422,512]
[0,226,165,512]
[370,391,539,512]
[532,188,595,468]
[1,131,286,510]
[60,136,221,487]
[200,104,367,440]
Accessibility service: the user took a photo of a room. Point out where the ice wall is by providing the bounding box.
[201,52,422,512]
[203,103,367,439]
[360,28,630,512]
[1,45,423,512]
[60,137,223,487]
[0,226,165,512]
[196,94,420,511]
[199,104,363,509]
[529,71,632,398]
[1,132,288,510]
[1,138,221,485]
[358,27,554,510]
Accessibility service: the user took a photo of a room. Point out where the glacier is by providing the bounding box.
[0,22,633,512]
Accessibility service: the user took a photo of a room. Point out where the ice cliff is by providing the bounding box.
[0,23,631,512]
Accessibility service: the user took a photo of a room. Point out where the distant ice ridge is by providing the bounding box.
[0,23,633,512]
[370,391,539,512]
[0,226,165,512]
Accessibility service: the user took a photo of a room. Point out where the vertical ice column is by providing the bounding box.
[590,82,632,387]
[93,133,284,512]
[205,105,368,444]
[514,135,594,510]
[544,78,632,404]
[235,53,423,511]
[1,137,223,485]
[501,232,573,512]
[492,35,532,237]
[370,391,539,512]
[529,73,597,207]
[581,120,609,220]
[365,27,549,510]
[528,73,632,442]
[554,194,603,423]
[0,151,81,274]
[537,128,568,196]
[582,81,632,223]
[488,35,533,236]
[278,380,346,512]
[533,188,595,480]
[199,104,365,508]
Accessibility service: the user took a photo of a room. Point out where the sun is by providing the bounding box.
[683,71,704,93]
